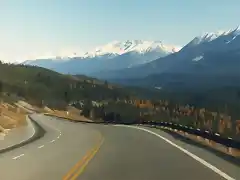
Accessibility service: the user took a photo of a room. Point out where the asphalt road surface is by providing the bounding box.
[0,117,34,150]
[0,114,239,180]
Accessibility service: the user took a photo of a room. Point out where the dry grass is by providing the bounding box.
[0,103,28,130]
[12,100,92,122]
[43,106,54,113]
[0,99,92,133]
[45,106,92,122]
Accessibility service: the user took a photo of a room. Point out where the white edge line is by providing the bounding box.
[50,139,55,143]
[38,145,44,149]
[12,154,25,160]
[114,125,235,180]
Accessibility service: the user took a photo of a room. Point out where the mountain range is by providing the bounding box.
[24,40,180,75]
[93,26,240,90]
[23,26,240,91]
[95,26,240,77]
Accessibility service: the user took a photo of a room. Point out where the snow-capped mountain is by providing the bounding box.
[24,40,181,75]
[66,40,180,58]
[182,26,240,52]
[82,40,178,57]
[95,26,240,81]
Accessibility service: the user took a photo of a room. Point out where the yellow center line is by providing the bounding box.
[70,138,104,180]
[62,147,96,180]
[62,135,104,180]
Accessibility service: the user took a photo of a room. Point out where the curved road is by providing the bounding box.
[0,114,239,180]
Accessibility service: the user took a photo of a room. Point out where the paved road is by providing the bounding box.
[0,115,239,180]
[0,114,100,180]
[0,117,34,150]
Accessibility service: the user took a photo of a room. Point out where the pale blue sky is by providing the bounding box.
[0,0,240,61]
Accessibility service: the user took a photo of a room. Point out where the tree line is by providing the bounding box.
[79,98,240,141]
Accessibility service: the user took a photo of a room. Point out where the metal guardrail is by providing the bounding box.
[43,113,240,149]
[142,121,240,149]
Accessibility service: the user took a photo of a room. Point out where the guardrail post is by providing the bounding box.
[197,136,201,140]
[227,147,232,154]
[204,138,210,145]
[209,140,215,146]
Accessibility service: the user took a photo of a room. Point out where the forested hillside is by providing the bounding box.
[0,62,138,109]
[1,61,240,141]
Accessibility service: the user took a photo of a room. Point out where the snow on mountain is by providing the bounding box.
[167,26,240,75]
[192,55,203,62]
[24,40,181,75]
[185,26,240,48]
[29,40,180,60]
[95,26,240,80]
[73,40,180,58]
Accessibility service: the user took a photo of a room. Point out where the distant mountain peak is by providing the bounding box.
[80,40,180,58]
[23,39,181,75]
[232,25,240,35]
[25,40,180,61]
[186,25,240,48]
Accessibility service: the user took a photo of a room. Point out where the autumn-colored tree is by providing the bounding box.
[236,120,240,135]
